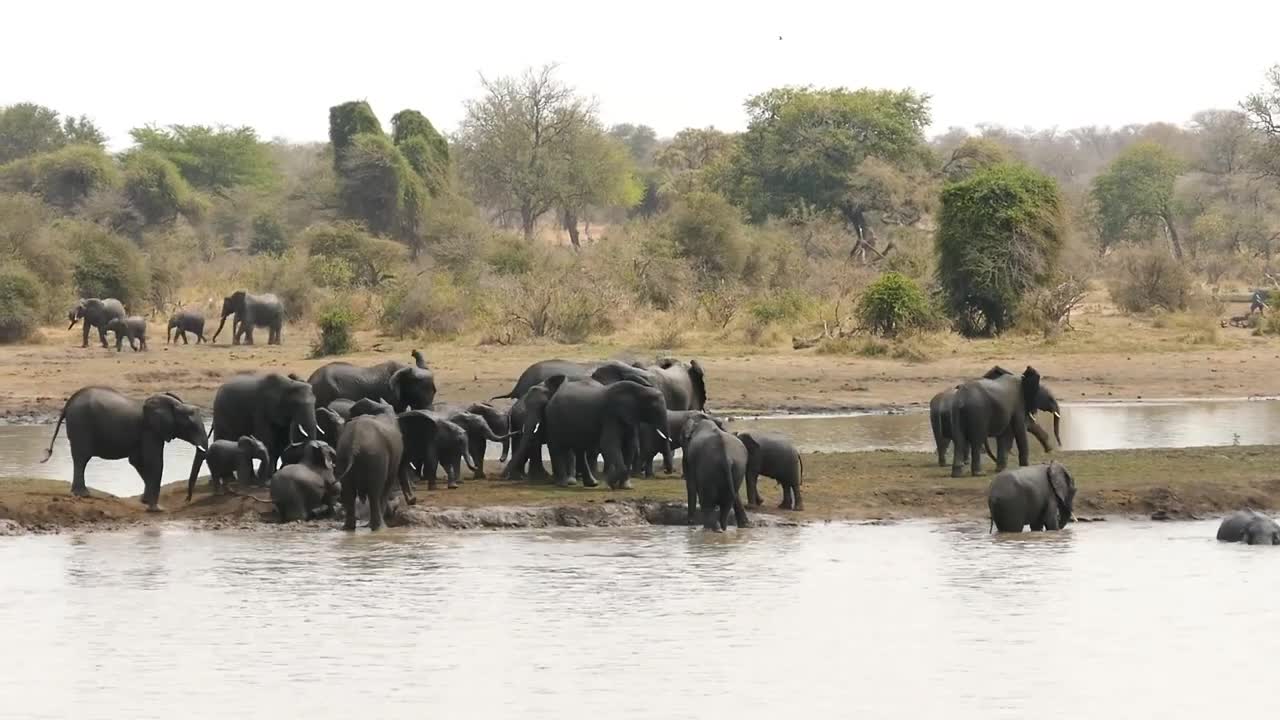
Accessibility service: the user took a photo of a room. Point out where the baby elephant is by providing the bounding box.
[106,316,148,352]
[987,461,1076,532]
[167,310,206,344]
[681,416,750,532]
[271,440,340,522]
[734,431,804,511]
[187,435,270,500]
[1216,510,1280,545]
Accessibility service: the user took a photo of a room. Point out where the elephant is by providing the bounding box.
[105,316,148,352]
[167,310,207,344]
[307,350,436,412]
[501,375,567,481]
[680,416,750,531]
[316,406,346,445]
[211,290,284,345]
[336,410,436,531]
[636,409,724,478]
[190,373,318,490]
[271,440,341,522]
[987,462,1077,532]
[490,359,598,401]
[466,402,511,462]
[543,378,669,489]
[930,378,1056,467]
[734,431,804,511]
[68,298,126,348]
[186,435,270,501]
[445,409,508,480]
[949,365,1056,478]
[1216,510,1280,545]
[630,358,707,411]
[326,398,356,419]
[402,411,478,489]
[42,387,208,511]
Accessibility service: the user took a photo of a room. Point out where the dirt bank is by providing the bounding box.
[3,446,1278,534]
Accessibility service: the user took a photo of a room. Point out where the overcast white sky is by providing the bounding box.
[5,0,1279,148]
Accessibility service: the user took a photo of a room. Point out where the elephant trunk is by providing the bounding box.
[186,448,207,502]
[211,312,231,342]
[1052,412,1062,447]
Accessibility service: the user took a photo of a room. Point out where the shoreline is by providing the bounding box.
[4,446,1278,535]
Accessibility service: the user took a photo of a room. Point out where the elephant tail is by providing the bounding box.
[489,388,517,401]
[796,451,804,486]
[41,396,72,463]
[462,448,479,472]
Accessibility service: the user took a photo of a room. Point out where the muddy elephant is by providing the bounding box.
[190,373,317,489]
[950,366,1055,477]
[68,298,126,349]
[636,409,724,478]
[501,375,567,481]
[336,410,435,531]
[1217,510,1280,545]
[105,316,148,352]
[42,387,208,511]
[735,430,804,511]
[543,378,669,489]
[186,435,269,500]
[307,350,436,412]
[930,373,1057,467]
[211,290,284,345]
[681,416,750,531]
[271,440,340,522]
[167,310,206,344]
[987,462,1076,532]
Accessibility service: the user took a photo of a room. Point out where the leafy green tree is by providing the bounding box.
[936,163,1065,336]
[1091,142,1186,258]
[857,272,932,337]
[328,101,382,165]
[303,221,405,287]
[0,263,43,343]
[129,125,277,193]
[63,221,150,307]
[557,131,642,248]
[608,124,658,167]
[391,110,449,165]
[336,133,427,252]
[0,144,119,210]
[665,191,745,280]
[653,127,735,199]
[248,213,288,256]
[0,103,105,164]
[121,150,204,225]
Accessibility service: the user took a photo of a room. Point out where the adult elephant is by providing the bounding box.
[337,409,436,531]
[490,359,596,401]
[542,378,669,489]
[68,298,126,349]
[211,290,284,345]
[307,350,435,412]
[1217,510,1280,545]
[987,462,1077,532]
[42,387,208,511]
[189,373,317,489]
[681,415,750,531]
[931,371,1058,467]
[502,375,567,481]
[631,358,707,411]
[949,365,1054,477]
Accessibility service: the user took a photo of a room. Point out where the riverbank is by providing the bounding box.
[3,445,1278,534]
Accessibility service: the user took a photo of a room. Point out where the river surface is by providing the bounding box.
[4,399,1278,497]
[0,520,1275,719]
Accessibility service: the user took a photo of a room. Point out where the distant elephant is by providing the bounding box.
[734,431,804,511]
[446,409,508,479]
[950,365,1055,477]
[326,398,356,419]
[68,298,126,348]
[336,410,436,531]
[271,440,341,522]
[307,350,435,411]
[636,409,724,477]
[987,461,1077,532]
[490,359,598,401]
[167,310,206,344]
[316,406,346,445]
[42,387,208,511]
[543,378,669,489]
[1217,510,1280,545]
[105,316,148,352]
[680,415,750,531]
[189,373,318,489]
[211,290,284,345]
[930,378,1056,467]
[466,402,511,462]
[186,435,270,500]
[402,411,477,489]
[501,375,568,481]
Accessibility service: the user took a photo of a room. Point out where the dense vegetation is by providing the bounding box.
[2,64,1280,347]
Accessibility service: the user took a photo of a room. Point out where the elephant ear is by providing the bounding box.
[143,394,180,441]
[738,431,760,458]
[543,374,568,395]
[688,359,707,408]
[1047,463,1072,515]
[679,416,701,448]
[982,365,1013,379]
[396,411,438,445]
[306,441,334,469]
[1019,366,1041,415]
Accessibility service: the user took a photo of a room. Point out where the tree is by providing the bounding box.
[63,221,150,307]
[304,221,405,288]
[0,144,119,210]
[665,191,746,280]
[557,131,641,248]
[121,150,205,225]
[248,213,288,256]
[936,163,1065,336]
[1244,65,1280,182]
[1191,110,1253,176]
[1091,142,1186,258]
[938,137,1011,181]
[456,64,596,241]
[328,101,382,166]
[608,124,658,167]
[335,133,427,253]
[0,103,105,164]
[129,124,277,193]
[857,272,932,337]
[653,126,735,198]
[391,109,450,194]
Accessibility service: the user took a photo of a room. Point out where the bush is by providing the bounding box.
[248,213,288,256]
[0,264,43,343]
[310,300,358,357]
[857,272,932,337]
[304,221,405,288]
[666,191,746,280]
[749,289,813,325]
[486,238,535,276]
[122,150,203,225]
[380,273,467,338]
[1107,247,1193,312]
[63,221,149,308]
[0,144,119,210]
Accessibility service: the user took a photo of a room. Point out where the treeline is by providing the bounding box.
[2,65,1279,348]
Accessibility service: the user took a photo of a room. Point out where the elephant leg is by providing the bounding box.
[139,337,147,351]
[995,433,1012,472]
[1042,504,1061,531]
[577,450,600,488]
[181,330,189,344]
[243,327,255,345]
[131,451,162,512]
[732,494,750,529]
[778,480,794,510]
[745,468,762,508]
[950,434,968,479]
[791,482,804,512]
[446,460,461,490]
[936,435,950,468]
[717,501,731,532]
[499,436,509,463]
[1014,420,1031,467]
[551,448,576,488]
[80,322,90,348]
[97,324,109,348]
[70,452,91,497]
[469,437,486,480]
[367,482,384,531]
[398,464,416,506]
[528,443,548,480]
[702,501,718,531]
[341,479,357,531]
[685,477,698,524]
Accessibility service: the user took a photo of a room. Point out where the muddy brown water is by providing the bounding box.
[1,520,1275,718]
[3,400,1279,497]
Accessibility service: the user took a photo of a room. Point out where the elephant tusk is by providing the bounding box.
[532,422,541,435]
[656,429,669,441]
[1053,411,1061,419]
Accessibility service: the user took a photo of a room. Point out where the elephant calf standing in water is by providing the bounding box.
[681,416,750,531]
[734,431,804,511]
[167,310,206,344]
[1216,510,1280,545]
[987,462,1076,532]
[106,316,148,352]
[271,441,341,522]
[187,435,269,500]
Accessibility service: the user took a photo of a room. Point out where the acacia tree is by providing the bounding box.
[1091,142,1186,259]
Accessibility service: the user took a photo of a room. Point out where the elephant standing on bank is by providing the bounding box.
[681,416,750,531]
[490,359,599,401]
[443,409,507,480]
[987,462,1077,532]
[307,350,435,412]
[42,387,208,511]
[543,378,669,489]
[189,373,317,490]
[734,430,804,511]
[106,316,148,352]
[271,440,341,522]
[186,435,269,500]
[502,376,567,481]
[1217,510,1280,545]
[211,290,284,345]
[931,370,1059,467]
[68,298,126,349]
[466,402,511,462]
[636,409,723,478]
[336,409,435,531]
[167,310,206,344]
[949,365,1055,477]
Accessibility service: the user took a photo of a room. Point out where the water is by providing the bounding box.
[0,520,1275,719]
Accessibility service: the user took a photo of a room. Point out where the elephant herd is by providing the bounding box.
[43,351,805,532]
[65,289,286,352]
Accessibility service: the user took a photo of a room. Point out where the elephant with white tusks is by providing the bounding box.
[211,290,284,345]
[1217,510,1280,545]
[68,298,126,348]
[987,461,1077,532]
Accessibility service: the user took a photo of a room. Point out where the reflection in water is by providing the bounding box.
[1,522,1275,719]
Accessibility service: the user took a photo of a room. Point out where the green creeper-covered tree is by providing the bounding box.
[303,221,405,287]
[129,124,277,193]
[0,103,105,164]
[0,144,119,210]
[936,163,1065,336]
[0,263,43,343]
[1091,142,1186,258]
[391,110,450,195]
[335,133,427,253]
[328,101,382,166]
[121,150,204,225]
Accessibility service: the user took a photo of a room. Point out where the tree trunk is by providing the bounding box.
[520,204,536,242]
[1162,212,1185,261]
[562,207,581,250]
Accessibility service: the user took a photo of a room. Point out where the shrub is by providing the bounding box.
[0,264,43,343]
[857,272,932,337]
[1107,247,1193,312]
[1021,275,1089,335]
[248,213,288,256]
[749,289,813,325]
[489,266,618,344]
[380,273,467,339]
[487,238,535,276]
[666,191,746,280]
[310,300,358,357]
[304,221,405,288]
[63,221,149,308]
[0,144,119,210]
